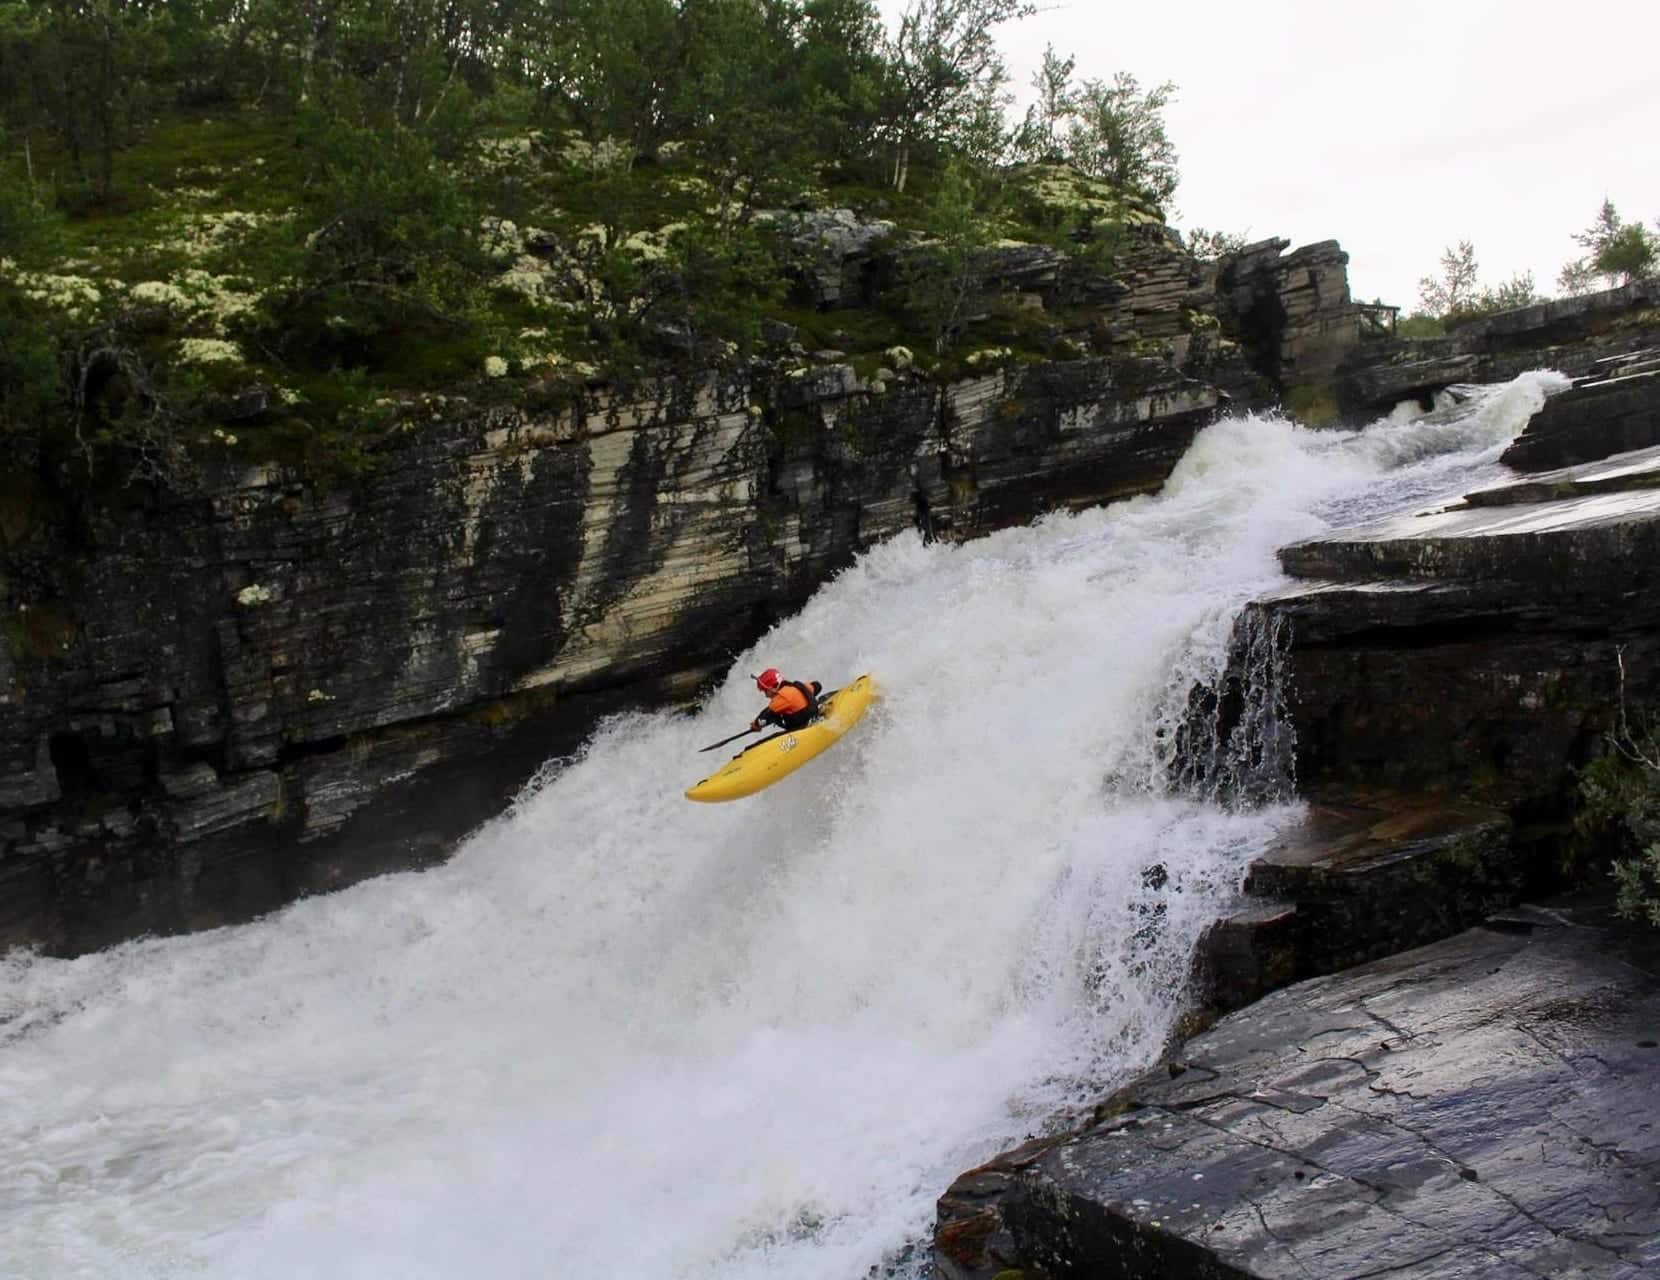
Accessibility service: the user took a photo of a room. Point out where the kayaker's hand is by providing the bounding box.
[749,720,760,732]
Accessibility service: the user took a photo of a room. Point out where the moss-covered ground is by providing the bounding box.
[9,102,1177,480]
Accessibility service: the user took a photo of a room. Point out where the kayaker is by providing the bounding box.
[750,668,822,733]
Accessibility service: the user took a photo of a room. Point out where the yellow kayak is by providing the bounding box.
[685,674,878,803]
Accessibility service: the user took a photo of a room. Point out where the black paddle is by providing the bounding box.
[696,683,842,753]
[698,725,761,753]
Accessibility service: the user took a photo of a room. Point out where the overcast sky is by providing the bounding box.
[880,0,1659,309]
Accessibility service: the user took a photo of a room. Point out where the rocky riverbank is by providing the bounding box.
[932,343,1660,1279]
[938,894,1660,1280]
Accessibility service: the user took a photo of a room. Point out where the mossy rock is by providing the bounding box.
[1005,163,1164,232]
[5,603,79,660]
[1614,307,1660,331]
[0,470,50,550]
[1180,306,1221,333]
[1284,382,1340,427]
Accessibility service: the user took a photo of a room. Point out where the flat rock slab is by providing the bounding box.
[1249,788,1508,877]
[1278,437,1660,589]
[1278,484,1660,586]
[1464,443,1660,508]
[1003,904,1660,1279]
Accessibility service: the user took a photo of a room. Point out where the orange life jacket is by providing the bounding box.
[767,684,810,718]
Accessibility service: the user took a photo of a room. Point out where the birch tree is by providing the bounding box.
[879,0,1032,192]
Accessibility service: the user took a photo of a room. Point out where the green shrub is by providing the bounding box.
[244,111,489,382]
[1612,849,1660,927]
[1576,717,1660,927]
[1397,312,1447,340]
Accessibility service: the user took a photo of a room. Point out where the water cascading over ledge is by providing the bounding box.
[1166,604,1298,808]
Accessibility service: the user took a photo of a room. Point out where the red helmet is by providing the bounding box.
[755,668,783,693]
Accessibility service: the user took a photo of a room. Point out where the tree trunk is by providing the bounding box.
[94,16,115,202]
[891,140,910,193]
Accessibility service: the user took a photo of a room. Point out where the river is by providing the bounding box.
[0,371,1565,1278]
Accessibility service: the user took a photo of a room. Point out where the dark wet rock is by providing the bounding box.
[1276,485,1660,588]
[167,768,281,843]
[1194,790,1514,1015]
[1190,899,1300,1019]
[1260,446,1660,819]
[0,735,59,809]
[935,1137,1058,1280]
[1470,441,1660,506]
[932,312,1660,1280]
[1157,439,1660,843]
[940,900,1660,1280]
[1345,351,1483,411]
[1502,363,1660,473]
[936,357,1220,529]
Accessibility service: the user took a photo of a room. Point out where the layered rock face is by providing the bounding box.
[1500,350,1660,470]
[4,238,1276,953]
[1272,445,1660,831]
[4,190,1384,955]
[1341,279,1660,415]
[1214,238,1371,414]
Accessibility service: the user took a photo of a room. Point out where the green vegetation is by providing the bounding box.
[1283,383,1338,427]
[1014,46,1179,205]
[1574,665,1660,929]
[1183,226,1248,262]
[1577,748,1660,927]
[1406,196,1658,332]
[0,0,1190,491]
[1558,198,1659,295]
[1396,312,1447,340]
[1409,240,1538,331]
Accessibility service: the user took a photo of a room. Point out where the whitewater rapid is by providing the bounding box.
[0,372,1566,1279]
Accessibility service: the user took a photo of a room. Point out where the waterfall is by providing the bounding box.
[0,372,1568,1280]
[1168,604,1298,807]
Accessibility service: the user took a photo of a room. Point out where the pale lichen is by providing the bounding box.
[15,270,109,318]
[177,337,243,366]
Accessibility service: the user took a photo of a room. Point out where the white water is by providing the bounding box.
[0,372,1567,1280]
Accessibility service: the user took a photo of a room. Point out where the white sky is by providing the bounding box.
[880,0,1659,309]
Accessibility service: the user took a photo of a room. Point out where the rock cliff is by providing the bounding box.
[9,215,1348,953]
[1340,279,1660,417]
